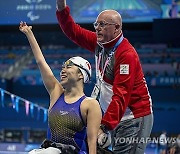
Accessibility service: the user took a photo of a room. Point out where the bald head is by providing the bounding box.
[94,10,122,43]
[97,10,122,30]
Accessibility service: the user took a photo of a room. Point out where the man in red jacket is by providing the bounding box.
[56,0,153,153]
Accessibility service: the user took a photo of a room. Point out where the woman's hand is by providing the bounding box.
[19,21,32,35]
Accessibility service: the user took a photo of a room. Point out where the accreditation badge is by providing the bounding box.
[91,84,100,99]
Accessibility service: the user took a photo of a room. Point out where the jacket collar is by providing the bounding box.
[100,32,122,49]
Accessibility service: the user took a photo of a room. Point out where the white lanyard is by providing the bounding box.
[96,35,124,81]
[92,35,124,99]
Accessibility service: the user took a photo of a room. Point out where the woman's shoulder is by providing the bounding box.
[82,97,101,109]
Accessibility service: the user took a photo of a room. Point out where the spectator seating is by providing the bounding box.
[0,44,179,86]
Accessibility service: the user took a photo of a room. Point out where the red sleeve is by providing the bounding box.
[56,6,97,52]
[101,48,138,130]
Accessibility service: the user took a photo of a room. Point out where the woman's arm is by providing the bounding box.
[19,22,63,100]
[86,99,102,154]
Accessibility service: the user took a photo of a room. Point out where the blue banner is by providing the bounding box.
[0,89,5,107]
[15,97,20,112]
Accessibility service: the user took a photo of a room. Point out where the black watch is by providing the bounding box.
[100,124,108,133]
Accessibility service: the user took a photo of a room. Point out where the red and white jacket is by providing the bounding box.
[56,6,152,130]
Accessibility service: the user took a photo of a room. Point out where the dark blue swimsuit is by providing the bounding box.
[48,94,87,153]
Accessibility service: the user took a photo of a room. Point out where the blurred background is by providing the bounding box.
[0,0,180,153]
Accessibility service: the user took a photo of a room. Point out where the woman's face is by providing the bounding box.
[60,61,83,87]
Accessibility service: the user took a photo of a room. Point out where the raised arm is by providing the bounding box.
[19,22,63,100]
[56,0,97,52]
[86,99,102,154]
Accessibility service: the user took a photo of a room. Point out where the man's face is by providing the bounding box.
[94,14,117,43]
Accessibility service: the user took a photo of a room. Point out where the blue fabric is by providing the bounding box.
[48,93,87,152]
